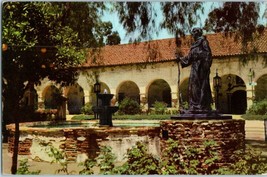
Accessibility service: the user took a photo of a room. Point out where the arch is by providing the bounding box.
[255,74,267,101]
[218,74,246,114]
[43,85,60,109]
[22,83,38,110]
[231,90,247,114]
[66,83,85,114]
[147,79,172,108]
[117,81,140,103]
[179,78,189,104]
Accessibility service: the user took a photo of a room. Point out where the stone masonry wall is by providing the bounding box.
[160,119,245,164]
[7,125,161,163]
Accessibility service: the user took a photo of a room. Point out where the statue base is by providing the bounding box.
[160,119,245,170]
[171,110,232,120]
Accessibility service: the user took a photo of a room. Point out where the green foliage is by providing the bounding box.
[153,101,167,115]
[118,98,141,115]
[160,2,203,35]
[219,145,267,175]
[80,102,94,115]
[161,139,220,175]
[115,2,264,51]
[97,146,117,175]
[16,140,267,175]
[181,101,189,110]
[1,1,120,126]
[106,31,121,45]
[246,99,267,115]
[16,159,41,175]
[2,3,120,172]
[204,2,264,59]
[38,139,75,175]
[79,158,97,175]
[118,141,161,175]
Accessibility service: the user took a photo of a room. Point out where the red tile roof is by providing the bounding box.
[84,30,267,67]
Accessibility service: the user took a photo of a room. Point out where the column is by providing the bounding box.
[37,91,44,110]
[170,85,178,108]
[246,85,254,110]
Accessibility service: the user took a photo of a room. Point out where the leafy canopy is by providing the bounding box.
[2,2,120,87]
[115,2,265,46]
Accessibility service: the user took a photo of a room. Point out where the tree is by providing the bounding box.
[204,2,265,56]
[107,31,121,45]
[2,2,118,174]
[115,2,266,51]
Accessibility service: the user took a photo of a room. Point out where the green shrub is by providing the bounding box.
[153,101,167,115]
[16,159,41,175]
[97,146,117,175]
[181,101,189,110]
[161,139,220,175]
[117,141,161,175]
[246,99,267,115]
[81,102,94,115]
[219,145,267,175]
[118,98,141,115]
[79,158,97,175]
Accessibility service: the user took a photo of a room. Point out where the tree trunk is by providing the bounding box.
[11,120,19,174]
[3,81,23,174]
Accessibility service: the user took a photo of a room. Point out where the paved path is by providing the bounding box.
[1,116,266,175]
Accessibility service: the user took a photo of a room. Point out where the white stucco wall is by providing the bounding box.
[35,55,267,113]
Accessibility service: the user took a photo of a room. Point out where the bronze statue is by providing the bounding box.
[177,28,212,113]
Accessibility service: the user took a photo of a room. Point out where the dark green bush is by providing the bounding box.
[118,98,141,115]
[81,102,94,115]
[153,101,167,115]
[117,141,161,175]
[246,99,267,115]
[71,114,94,120]
[161,139,220,175]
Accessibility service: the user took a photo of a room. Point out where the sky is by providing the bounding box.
[102,2,266,44]
[101,2,219,44]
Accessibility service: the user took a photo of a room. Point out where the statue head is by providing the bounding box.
[191,27,203,40]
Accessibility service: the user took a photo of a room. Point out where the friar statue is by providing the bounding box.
[177,27,213,113]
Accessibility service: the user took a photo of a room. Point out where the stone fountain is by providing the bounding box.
[93,93,118,126]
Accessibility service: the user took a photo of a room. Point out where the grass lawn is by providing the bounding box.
[71,114,171,120]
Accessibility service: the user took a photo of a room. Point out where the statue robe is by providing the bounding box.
[180,36,213,111]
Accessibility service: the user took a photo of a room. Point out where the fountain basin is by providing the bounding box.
[6,121,161,163]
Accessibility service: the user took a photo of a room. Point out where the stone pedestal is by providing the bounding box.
[93,94,118,126]
[160,119,245,165]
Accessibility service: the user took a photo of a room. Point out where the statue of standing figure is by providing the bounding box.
[177,27,213,113]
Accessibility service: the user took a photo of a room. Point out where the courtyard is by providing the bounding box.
[2,1,267,175]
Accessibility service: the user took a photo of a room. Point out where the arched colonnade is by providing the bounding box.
[26,73,267,115]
